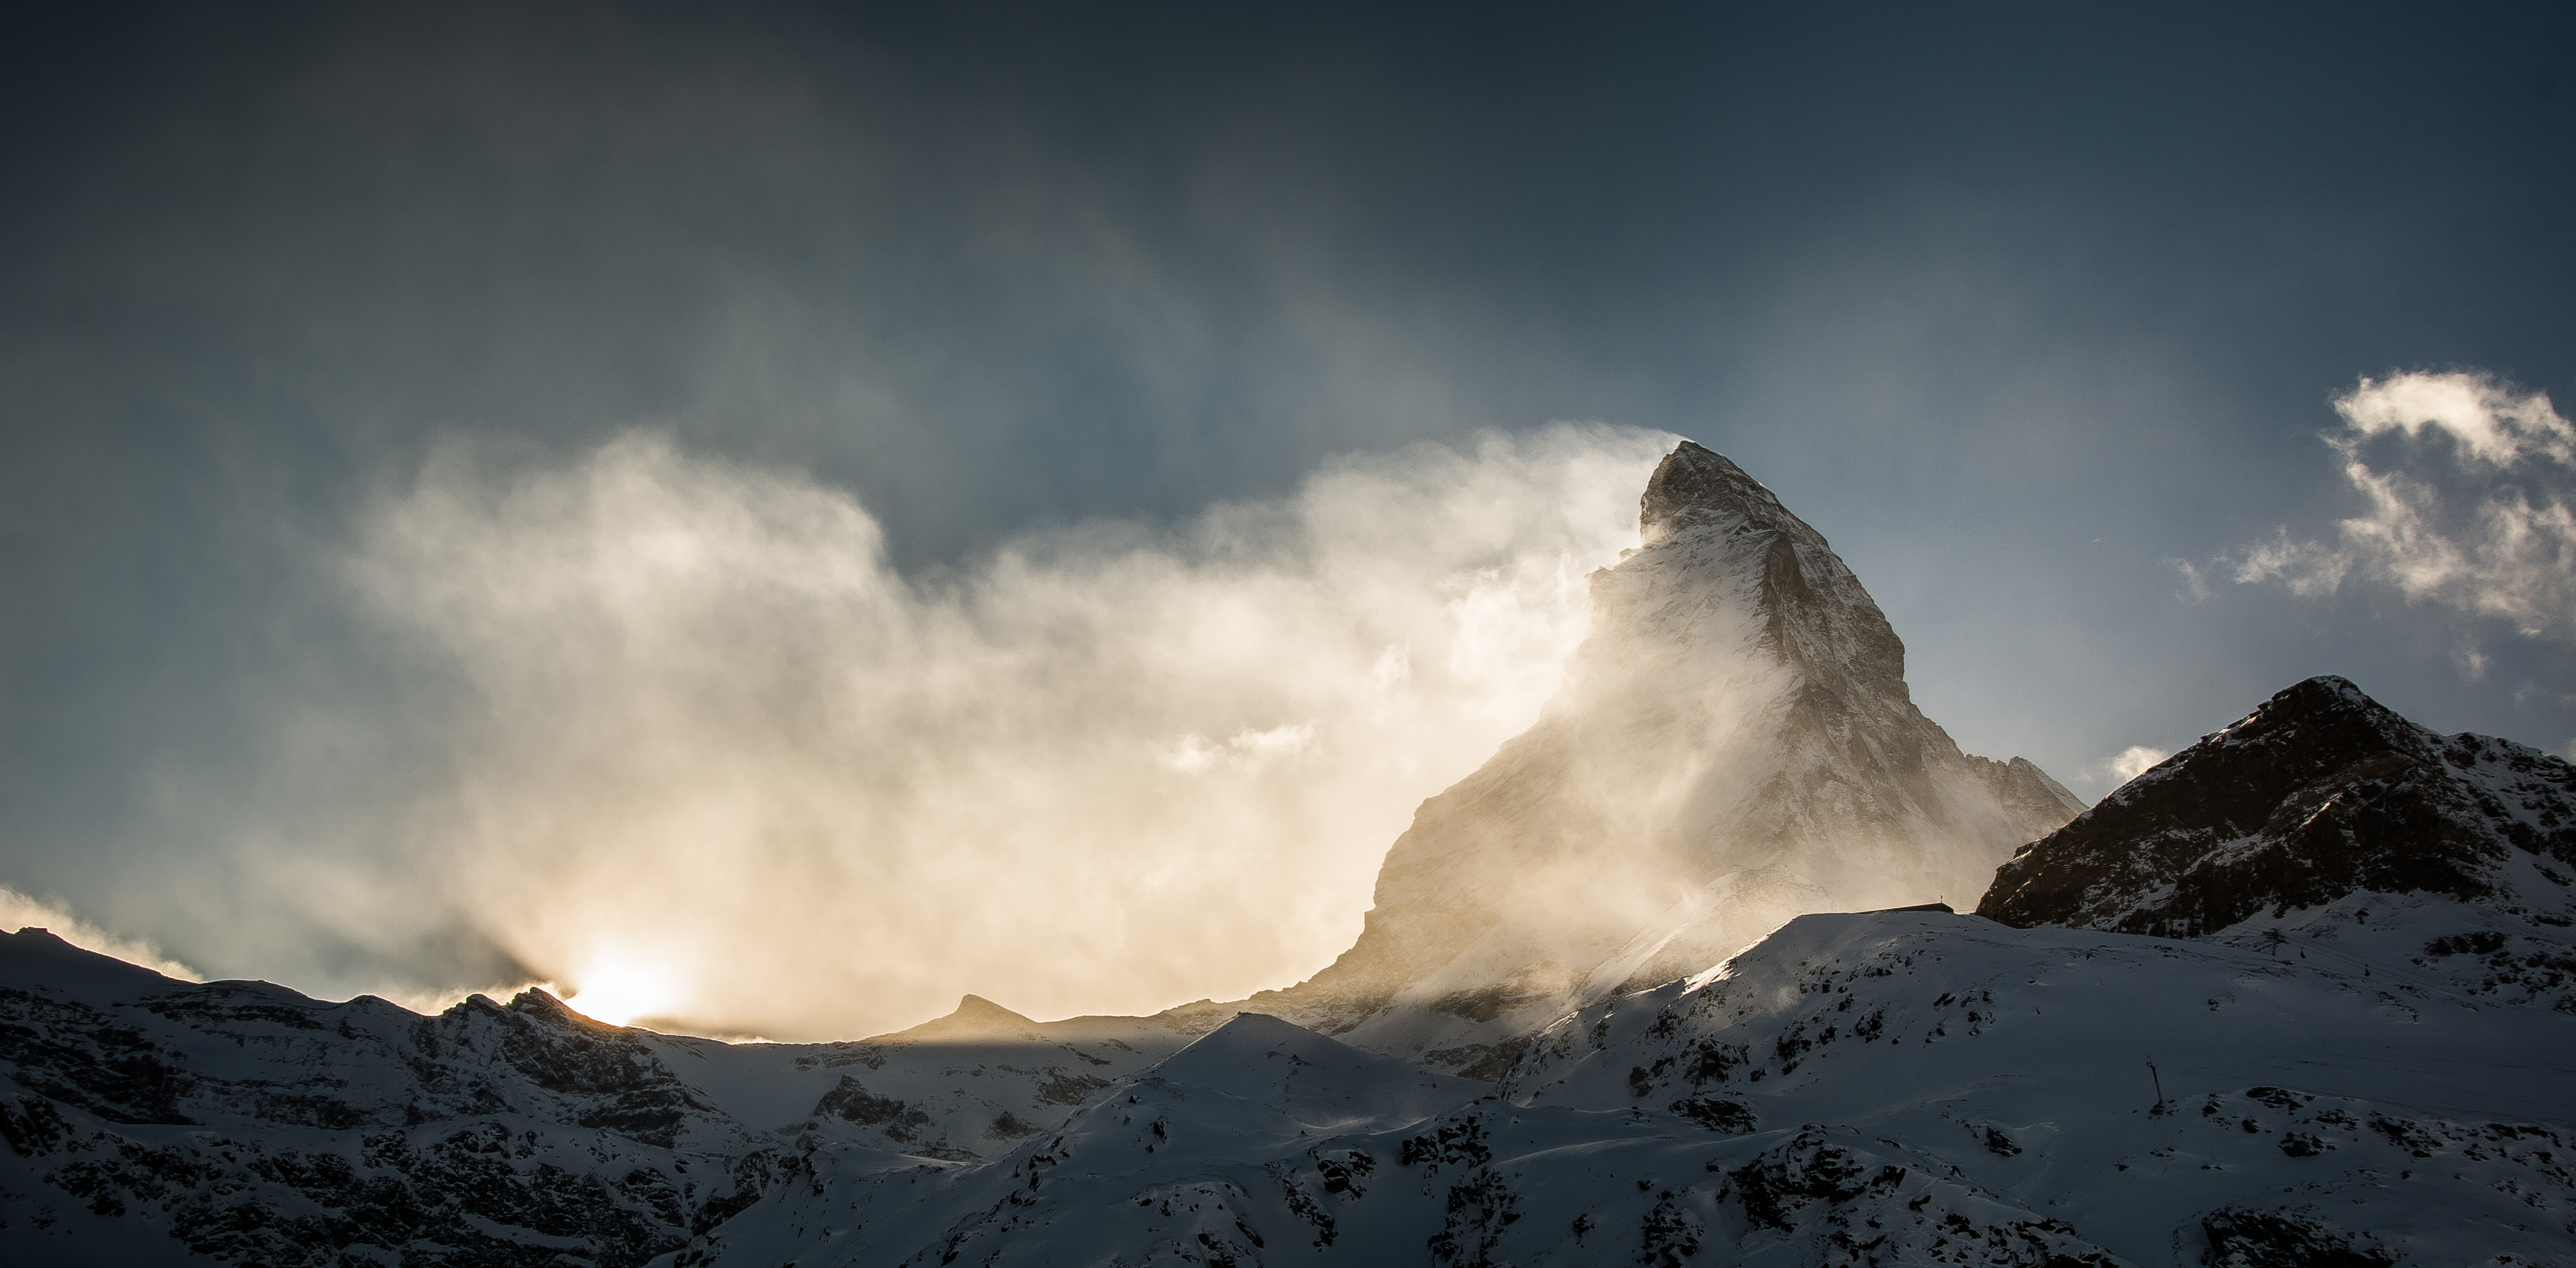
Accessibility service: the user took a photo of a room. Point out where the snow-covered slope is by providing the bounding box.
[687,994,1194,1162]
[697,908,2574,1267]
[1981,675,2576,1011]
[1492,907,2573,1266]
[1193,441,2084,1073]
[0,931,1189,1265]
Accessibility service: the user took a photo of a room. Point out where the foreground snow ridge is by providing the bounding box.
[712,909,2564,1268]
[4,906,2571,1264]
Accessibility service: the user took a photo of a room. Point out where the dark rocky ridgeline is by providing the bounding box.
[1980,676,2576,936]
[0,930,787,1266]
[1978,675,2576,1010]
[415,988,730,1149]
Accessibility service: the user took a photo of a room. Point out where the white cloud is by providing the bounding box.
[1160,722,1320,775]
[330,425,1672,1038]
[2452,640,2491,682]
[2333,369,2576,468]
[0,887,199,980]
[2165,558,2211,602]
[2230,371,2576,640]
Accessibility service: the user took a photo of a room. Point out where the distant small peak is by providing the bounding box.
[1638,441,1782,543]
[951,994,1034,1024]
[871,992,1043,1043]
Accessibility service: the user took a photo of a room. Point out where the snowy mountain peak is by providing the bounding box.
[1203,441,2085,1074]
[1637,440,1789,544]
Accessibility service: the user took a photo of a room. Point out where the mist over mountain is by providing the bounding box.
[5,5,2574,1260]
[1165,443,2083,1075]
[8,4,2574,1023]
[11,442,2566,1266]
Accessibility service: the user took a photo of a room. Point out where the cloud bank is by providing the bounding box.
[336,426,1670,1039]
[2232,371,2576,640]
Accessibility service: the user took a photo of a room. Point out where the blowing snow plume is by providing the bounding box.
[1187,442,2087,1075]
[340,427,1672,1039]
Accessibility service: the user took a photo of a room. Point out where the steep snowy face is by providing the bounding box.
[1241,442,2083,1070]
[1978,675,2576,1009]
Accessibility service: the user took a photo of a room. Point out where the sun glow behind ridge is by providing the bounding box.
[562,958,678,1028]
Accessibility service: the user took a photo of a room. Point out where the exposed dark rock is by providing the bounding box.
[1980,675,2576,937]
[814,1075,932,1140]
[2200,1205,2394,1268]
[0,930,792,1265]
[1667,1095,1757,1134]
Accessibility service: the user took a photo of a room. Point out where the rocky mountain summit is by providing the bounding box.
[1980,674,2576,1010]
[1188,441,2083,1074]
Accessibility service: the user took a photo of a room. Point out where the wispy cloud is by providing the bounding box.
[329,426,1671,1038]
[2229,371,2576,642]
[2165,558,2211,602]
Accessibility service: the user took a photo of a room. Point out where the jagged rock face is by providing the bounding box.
[0,933,1190,1265]
[1978,675,2576,1010]
[0,933,775,1265]
[1225,442,2084,1068]
[1978,675,2576,932]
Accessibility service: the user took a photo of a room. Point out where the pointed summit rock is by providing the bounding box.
[1194,441,2084,1072]
[878,993,1047,1043]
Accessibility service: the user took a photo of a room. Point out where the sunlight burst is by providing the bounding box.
[562,958,677,1027]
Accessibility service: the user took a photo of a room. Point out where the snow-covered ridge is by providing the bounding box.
[710,907,2576,1266]
[0,931,1193,1264]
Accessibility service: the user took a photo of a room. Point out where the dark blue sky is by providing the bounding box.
[3,3,2572,998]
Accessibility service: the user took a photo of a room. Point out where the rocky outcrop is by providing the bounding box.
[1979,675,2576,933]
[0,930,1191,1265]
[0,931,778,1265]
[1978,675,2576,1010]
[1201,442,2085,1068]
